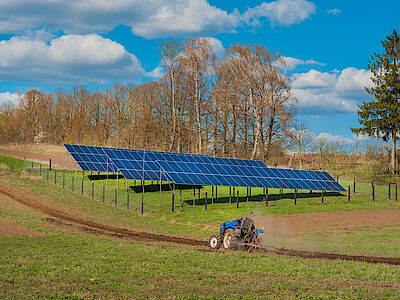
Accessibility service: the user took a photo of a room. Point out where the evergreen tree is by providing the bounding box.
[352,29,400,176]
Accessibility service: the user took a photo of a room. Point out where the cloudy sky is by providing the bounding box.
[0,0,398,143]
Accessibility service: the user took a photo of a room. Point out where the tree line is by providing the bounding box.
[0,38,297,164]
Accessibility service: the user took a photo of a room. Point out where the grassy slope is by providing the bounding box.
[1,235,400,299]
[1,155,400,298]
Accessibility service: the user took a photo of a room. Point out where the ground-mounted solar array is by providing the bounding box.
[64,144,346,192]
[64,144,118,173]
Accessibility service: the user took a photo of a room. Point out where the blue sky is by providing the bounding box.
[0,0,399,144]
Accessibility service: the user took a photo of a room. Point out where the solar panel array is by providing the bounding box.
[64,144,118,172]
[64,144,345,192]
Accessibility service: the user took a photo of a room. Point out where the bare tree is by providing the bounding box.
[159,39,182,152]
[285,119,313,169]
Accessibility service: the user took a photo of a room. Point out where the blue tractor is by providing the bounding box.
[209,218,264,250]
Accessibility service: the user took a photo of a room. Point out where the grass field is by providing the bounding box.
[1,154,400,298]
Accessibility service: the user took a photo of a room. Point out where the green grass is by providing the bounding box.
[2,155,400,239]
[2,155,400,298]
[1,234,400,299]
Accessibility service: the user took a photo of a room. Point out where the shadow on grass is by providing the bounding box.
[129,183,203,193]
[183,191,344,206]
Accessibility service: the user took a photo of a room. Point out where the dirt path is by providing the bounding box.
[0,184,205,247]
[0,216,44,236]
[256,209,400,236]
[1,183,400,265]
[0,147,76,170]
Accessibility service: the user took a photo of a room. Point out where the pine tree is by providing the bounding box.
[352,29,400,176]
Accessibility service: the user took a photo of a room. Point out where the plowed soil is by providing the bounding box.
[0,216,43,236]
[256,209,400,235]
[1,184,400,265]
[0,147,75,170]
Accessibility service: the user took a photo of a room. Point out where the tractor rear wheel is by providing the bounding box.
[223,229,237,250]
[209,235,221,249]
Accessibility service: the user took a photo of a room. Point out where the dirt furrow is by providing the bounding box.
[0,184,206,247]
[1,183,400,266]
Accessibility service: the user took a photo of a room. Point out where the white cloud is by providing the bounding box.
[292,70,336,88]
[292,67,373,115]
[203,37,225,56]
[0,0,315,39]
[335,67,373,96]
[243,0,316,27]
[0,92,19,106]
[327,8,341,15]
[314,132,354,145]
[145,66,165,79]
[283,56,325,70]
[0,34,144,84]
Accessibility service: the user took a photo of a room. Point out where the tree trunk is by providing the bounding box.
[251,115,261,160]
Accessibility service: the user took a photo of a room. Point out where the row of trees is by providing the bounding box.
[0,38,299,164]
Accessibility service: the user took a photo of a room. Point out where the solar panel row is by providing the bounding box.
[64,144,345,192]
[64,144,118,172]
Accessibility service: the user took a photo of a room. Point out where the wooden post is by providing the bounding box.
[294,189,297,205]
[172,182,175,212]
[115,189,117,207]
[205,192,207,211]
[236,191,239,208]
[103,186,105,203]
[39,165,41,176]
[396,184,398,202]
[106,157,109,190]
[62,174,65,189]
[348,186,350,202]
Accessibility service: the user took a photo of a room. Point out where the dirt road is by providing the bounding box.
[1,183,400,265]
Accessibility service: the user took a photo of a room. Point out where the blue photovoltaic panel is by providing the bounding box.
[104,148,172,181]
[64,144,118,172]
[66,144,345,192]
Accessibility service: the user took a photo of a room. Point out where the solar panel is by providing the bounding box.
[64,144,118,172]
[65,144,345,192]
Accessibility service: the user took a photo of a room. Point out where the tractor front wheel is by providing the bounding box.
[223,229,237,250]
[209,235,221,249]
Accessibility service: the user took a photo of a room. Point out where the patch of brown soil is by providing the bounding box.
[0,184,205,247]
[2,182,400,265]
[0,147,76,170]
[0,216,43,236]
[256,209,400,236]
